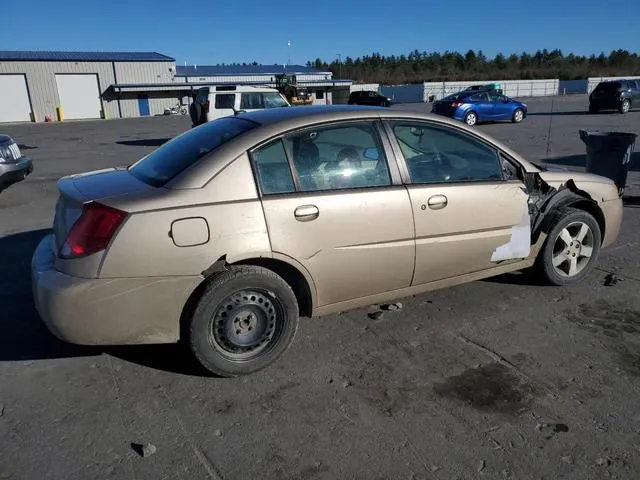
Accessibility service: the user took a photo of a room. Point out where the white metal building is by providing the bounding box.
[0,51,178,122]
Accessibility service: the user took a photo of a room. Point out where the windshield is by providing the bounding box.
[263,92,289,108]
[128,117,258,187]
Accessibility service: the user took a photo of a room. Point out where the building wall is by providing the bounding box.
[0,60,176,122]
[381,84,425,103]
[350,84,379,92]
[179,73,331,84]
[119,91,184,117]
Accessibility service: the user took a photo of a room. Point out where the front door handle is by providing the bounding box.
[427,194,448,210]
[294,205,319,222]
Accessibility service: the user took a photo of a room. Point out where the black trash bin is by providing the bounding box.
[579,130,637,195]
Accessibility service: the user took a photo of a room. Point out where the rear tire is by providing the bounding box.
[189,266,300,377]
[512,108,524,123]
[620,99,631,114]
[588,104,599,114]
[463,111,478,126]
[535,207,601,286]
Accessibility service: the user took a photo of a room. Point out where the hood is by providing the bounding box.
[537,170,619,201]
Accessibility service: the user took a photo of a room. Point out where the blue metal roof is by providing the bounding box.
[0,51,175,62]
[176,64,329,76]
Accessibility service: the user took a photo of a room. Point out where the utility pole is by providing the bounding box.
[336,53,342,78]
[287,40,291,67]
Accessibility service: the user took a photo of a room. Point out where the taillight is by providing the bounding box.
[61,202,127,258]
[451,102,464,107]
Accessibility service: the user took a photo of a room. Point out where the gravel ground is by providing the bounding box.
[1,95,639,480]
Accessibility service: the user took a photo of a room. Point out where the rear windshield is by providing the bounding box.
[128,117,258,187]
[443,92,471,101]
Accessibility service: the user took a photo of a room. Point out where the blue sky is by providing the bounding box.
[3,0,639,66]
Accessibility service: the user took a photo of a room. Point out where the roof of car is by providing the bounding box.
[237,105,397,125]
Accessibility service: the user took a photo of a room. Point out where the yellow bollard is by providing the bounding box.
[56,106,64,122]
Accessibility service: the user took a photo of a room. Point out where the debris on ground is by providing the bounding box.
[131,442,157,458]
[213,429,223,437]
[535,422,569,439]
[596,456,612,466]
[478,459,486,472]
[342,380,352,389]
[368,311,384,320]
[604,273,623,287]
[0,404,4,417]
[381,302,403,311]
[561,455,574,464]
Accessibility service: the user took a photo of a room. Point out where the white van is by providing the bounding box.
[192,85,290,124]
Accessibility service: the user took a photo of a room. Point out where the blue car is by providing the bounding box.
[431,90,527,126]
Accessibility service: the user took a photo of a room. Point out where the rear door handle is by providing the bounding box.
[427,194,448,210]
[294,205,319,222]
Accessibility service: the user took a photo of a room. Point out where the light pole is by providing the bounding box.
[336,53,342,78]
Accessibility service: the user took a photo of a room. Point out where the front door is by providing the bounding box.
[386,119,530,285]
[251,120,415,307]
[489,92,512,119]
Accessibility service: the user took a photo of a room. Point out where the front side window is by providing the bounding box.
[129,117,257,187]
[284,122,392,192]
[241,93,264,109]
[391,122,503,184]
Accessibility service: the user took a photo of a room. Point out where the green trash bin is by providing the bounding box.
[579,130,637,196]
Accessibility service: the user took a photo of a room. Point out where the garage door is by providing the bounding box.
[55,74,102,120]
[0,75,32,123]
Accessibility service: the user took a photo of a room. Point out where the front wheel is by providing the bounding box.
[536,207,601,286]
[463,111,478,126]
[620,99,631,114]
[512,108,524,123]
[189,266,300,377]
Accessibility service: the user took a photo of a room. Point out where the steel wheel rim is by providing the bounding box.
[551,221,595,278]
[209,289,284,361]
[515,110,523,121]
[466,113,477,125]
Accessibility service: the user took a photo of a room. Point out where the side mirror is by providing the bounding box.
[363,147,379,160]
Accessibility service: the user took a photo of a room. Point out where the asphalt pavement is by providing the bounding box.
[1,95,640,480]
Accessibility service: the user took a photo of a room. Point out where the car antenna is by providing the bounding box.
[544,95,555,166]
[231,106,246,116]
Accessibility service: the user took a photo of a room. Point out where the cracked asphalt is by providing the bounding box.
[1,95,639,480]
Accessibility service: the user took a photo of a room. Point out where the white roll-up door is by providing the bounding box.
[55,74,102,120]
[0,75,32,123]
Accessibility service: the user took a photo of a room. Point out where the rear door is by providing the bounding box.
[251,119,415,308]
[470,92,494,121]
[385,119,530,285]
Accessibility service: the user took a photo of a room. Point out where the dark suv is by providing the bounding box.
[348,90,392,107]
[589,79,640,114]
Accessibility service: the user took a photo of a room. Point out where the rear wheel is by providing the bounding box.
[463,111,478,126]
[536,207,601,286]
[512,108,524,123]
[588,104,599,114]
[189,266,300,377]
[620,99,631,114]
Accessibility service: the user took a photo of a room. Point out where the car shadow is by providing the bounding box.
[481,270,549,287]
[623,195,640,208]
[527,111,591,116]
[115,138,170,147]
[0,229,211,377]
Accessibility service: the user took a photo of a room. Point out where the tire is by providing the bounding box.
[620,99,631,114]
[512,108,524,123]
[463,111,478,126]
[588,104,599,114]
[535,207,601,286]
[189,265,300,377]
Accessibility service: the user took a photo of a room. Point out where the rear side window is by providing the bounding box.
[215,94,235,109]
[252,140,295,194]
[128,117,258,187]
[595,82,621,92]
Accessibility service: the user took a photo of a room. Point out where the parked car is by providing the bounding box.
[348,90,392,107]
[589,79,640,114]
[32,106,622,377]
[190,85,290,127]
[0,134,33,193]
[432,90,527,126]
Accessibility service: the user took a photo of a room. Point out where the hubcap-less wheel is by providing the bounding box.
[210,289,282,360]
[514,109,524,122]
[465,112,477,126]
[551,221,595,278]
